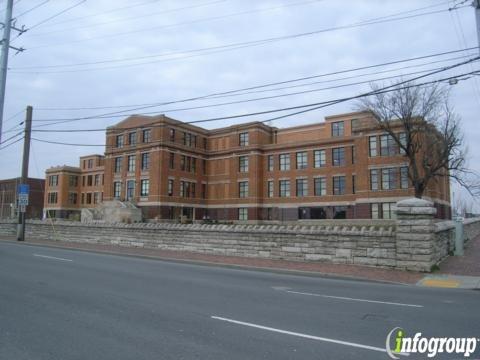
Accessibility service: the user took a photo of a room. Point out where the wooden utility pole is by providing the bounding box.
[16,106,32,242]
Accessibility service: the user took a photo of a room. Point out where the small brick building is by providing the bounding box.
[0,177,45,219]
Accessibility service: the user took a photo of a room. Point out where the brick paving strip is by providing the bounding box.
[0,236,423,285]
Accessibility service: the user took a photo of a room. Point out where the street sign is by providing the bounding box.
[18,184,29,195]
[17,184,29,206]
[19,205,26,213]
[18,195,28,206]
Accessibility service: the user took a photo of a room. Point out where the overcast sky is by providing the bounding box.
[1,0,479,206]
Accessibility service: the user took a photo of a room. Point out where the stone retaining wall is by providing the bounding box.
[0,220,397,267]
[1,198,479,272]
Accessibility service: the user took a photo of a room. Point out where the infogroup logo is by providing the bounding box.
[385,327,479,359]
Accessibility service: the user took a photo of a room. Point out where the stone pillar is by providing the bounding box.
[395,198,437,272]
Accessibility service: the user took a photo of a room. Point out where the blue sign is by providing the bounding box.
[18,184,29,195]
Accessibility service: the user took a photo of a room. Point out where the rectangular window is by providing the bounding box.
[382,168,397,190]
[203,138,207,149]
[399,132,406,154]
[370,169,379,191]
[201,183,206,199]
[314,177,326,196]
[238,208,248,221]
[113,182,121,198]
[68,175,78,187]
[115,135,124,148]
[68,192,77,205]
[169,153,175,169]
[296,152,307,170]
[127,155,136,172]
[93,192,100,204]
[81,193,85,204]
[180,181,185,197]
[183,132,192,147]
[369,136,377,157]
[382,203,396,219]
[191,183,196,198]
[333,176,345,195]
[400,167,409,189]
[141,153,150,171]
[180,155,186,171]
[140,179,149,197]
[268,155,274,171]
[94,174,100,186]
[168,179,174,196]
[114,157,122,173]
[351,146,356,164]
[296,178,308,197]
[128,132,136,146]
[202,159,207,175]
[239,156,249,172]
[48,175,59,187]
[87,175,93,186]
[380,134,397,156]
[267,180,274,198]
[191,158,196,173]
[186,157,191,172]
[331,121,344,137]
[126,180,135,200]
[279,180,290,197]
[314,150,326,168]
[332,147,345,166]
[86,193,92,204]
[47,192,58,204]
[239,132,249,146]
[279,153,290,171]
[170,128,175,142]
[239,181,249,198]
[88,159,93,168]
[142,129,151,143]
[352,174,356,194]
[371,203,379,219]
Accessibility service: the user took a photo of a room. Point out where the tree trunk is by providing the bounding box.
[414,182,424,198]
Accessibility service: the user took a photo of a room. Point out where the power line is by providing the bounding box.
[28,63,480,138]
[13,0,49,19]
[11,6,469,73]
[0,134,23,150]
[3,108,24,122]
[24,0,437,50]
[28,71,480,147]
[29,61,480,126]
[24,47,478,125]
[25,0,226,35]
[31,46,479,112]
[25,0,86,32]
[0,130,22,145]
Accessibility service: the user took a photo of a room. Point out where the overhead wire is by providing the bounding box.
[29,72,480,147]
[24,0,440,50]
[27,61,480,127]
[28,60,480,140]
[13,0,50,19]
[10,5,470,73]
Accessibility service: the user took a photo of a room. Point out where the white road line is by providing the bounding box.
[33,254,73,262]
[211,316,406,355]
[286,290,423,308]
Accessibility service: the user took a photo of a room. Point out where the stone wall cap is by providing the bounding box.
[396,198,433,208]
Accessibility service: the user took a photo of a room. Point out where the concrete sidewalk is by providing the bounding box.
[416,231,480,289]
[2,234,479,288]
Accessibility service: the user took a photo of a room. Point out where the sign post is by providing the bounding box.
[16,183,29,241]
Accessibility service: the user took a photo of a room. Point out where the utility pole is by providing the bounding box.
[16,105,32,242]
[0,0,25,143]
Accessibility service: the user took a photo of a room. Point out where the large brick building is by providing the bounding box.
[44,111,451,221]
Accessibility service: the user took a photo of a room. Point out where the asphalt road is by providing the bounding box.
[0,241,479,360]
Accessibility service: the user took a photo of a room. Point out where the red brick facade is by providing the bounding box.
[44,111,451,221]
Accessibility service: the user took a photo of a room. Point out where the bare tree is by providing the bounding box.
[359,81,479,198]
